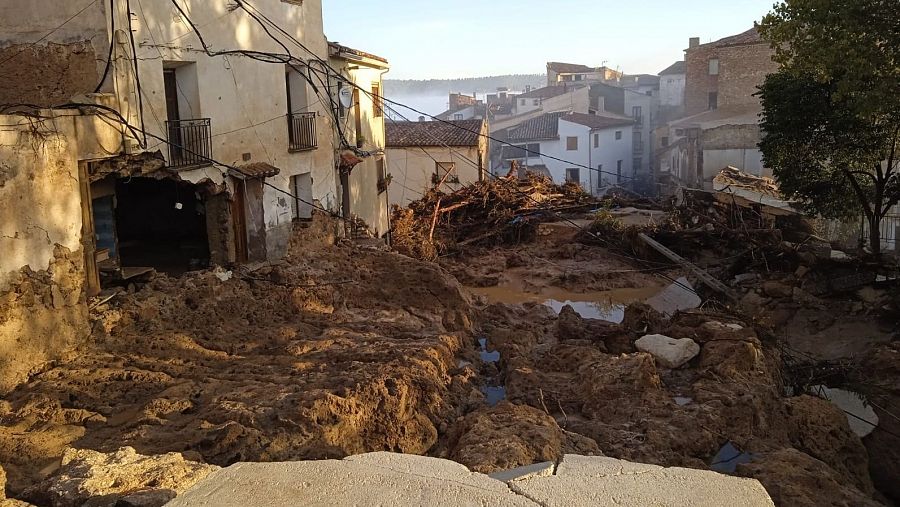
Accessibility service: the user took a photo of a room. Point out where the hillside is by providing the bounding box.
[385,74,546,96]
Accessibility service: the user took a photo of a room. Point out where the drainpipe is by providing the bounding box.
[589,130,593,195]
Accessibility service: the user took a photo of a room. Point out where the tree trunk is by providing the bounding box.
[869,214,882,256]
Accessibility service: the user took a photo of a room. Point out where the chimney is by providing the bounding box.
[418,116,425,122]
[689,37,700,49]
[525,85,532,92]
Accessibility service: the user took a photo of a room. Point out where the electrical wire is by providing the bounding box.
[124,0,147,148]
[93,0,115,93]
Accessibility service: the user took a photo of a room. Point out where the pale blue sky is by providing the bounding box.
[323,0,774,80]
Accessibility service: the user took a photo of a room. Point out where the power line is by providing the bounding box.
[0,0,100,67]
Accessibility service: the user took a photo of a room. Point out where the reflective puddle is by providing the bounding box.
[810,385,879,438]
[468,285,664,323]
[467,277,700,322]
[710,442,755,474]
[478,337,506,407]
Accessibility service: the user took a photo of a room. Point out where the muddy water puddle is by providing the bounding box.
[479,337,506,406]
[467,277,699,323]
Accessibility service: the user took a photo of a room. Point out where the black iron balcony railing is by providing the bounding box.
[288,112,317,152]
[166,118,212,169]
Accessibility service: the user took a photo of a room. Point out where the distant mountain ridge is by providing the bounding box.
[385,74,546,96]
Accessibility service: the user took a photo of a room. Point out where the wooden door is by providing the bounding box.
[78,162,100,296]
[232,180,249,263]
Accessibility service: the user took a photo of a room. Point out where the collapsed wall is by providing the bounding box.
[0,116,90,393]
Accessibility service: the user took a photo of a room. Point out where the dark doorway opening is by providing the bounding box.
[115,177,210,275]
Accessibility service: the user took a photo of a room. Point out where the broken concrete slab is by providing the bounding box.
[169,452,774,506]
[635,334,700,369]
[488,461,556,482]
[510,454,775,507]
[168,452,534,507]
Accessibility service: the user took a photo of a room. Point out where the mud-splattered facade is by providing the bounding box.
[0,107,125,393]
[0,0,343,391]
[328,42,391,238]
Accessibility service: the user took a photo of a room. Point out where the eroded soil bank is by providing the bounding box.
[0,212,894,506]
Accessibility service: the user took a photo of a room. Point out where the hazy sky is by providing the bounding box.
[323,0,774,80]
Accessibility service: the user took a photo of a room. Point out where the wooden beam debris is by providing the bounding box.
[638,233,739,301]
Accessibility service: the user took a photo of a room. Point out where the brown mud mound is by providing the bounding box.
[472,300,880,505]
[0,234,479,497]
[443,401,600,474]
[858,342,900,503]
[738,448,881,507]
[23,447,217,507]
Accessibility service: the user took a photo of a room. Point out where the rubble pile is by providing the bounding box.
[0,217,484,502]
[467,300,880,506]
[392,173,596,261]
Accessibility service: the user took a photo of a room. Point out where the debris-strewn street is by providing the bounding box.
[0,176,895,506]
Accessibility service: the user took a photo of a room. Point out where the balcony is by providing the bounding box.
[166,118,212,169]
[288,112,317,152]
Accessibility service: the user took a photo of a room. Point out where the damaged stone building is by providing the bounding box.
[0,0,389,391]
[654,28,778,192]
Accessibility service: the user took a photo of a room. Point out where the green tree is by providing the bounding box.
[758,0,900,255]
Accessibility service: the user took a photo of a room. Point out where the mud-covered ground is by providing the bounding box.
[0,215,893,506]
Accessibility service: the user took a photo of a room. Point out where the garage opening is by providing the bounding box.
[114,177,210,275]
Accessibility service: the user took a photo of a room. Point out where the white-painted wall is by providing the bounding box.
[623,89,656,177]
[386,145,483,209]
[660,74,686,107]
[590,127,634,190]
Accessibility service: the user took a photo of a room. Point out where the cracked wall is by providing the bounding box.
[0,0,109,107]
[0,117,91,394]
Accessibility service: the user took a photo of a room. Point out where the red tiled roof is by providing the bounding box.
[518,85,584,100]
[547,62,594,74]
[233,162,280,179]
[713,27,763,47]
[659,61,686,76]
[386,119,483,147]
[328,41,389,64]
[508,111,568,142]
[562,112,634,130]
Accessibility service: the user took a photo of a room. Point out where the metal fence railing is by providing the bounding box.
[861,205,900,253]
[288,112,317,152]
[166,118,212,169]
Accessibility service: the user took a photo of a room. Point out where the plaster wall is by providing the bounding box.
[386,145,481,209]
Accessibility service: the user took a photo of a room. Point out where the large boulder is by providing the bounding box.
[23,447,219,507]
[635,334,700,369]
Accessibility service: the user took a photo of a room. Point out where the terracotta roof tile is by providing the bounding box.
[562,112,634,130]
[508,111,568,142]
[547,62,594,74]
[386,119,483,147]
[233,162,280,179]
[659,61,686,76]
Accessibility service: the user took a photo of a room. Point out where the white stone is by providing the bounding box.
[635,334,700,369]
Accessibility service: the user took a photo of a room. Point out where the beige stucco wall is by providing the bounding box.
[0,110,125,393]
[330,55,390,236]
[1,0,337,261]
[386,145,483,209]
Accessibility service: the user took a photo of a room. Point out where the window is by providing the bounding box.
[662,136,669,147]
[615,131,623,140]
[593,133,599,148]
[645,90,653,96]
[708,92,718,110]
[524,143,540,157]
[632,106,642,125]
[566,136,578,151]
[633,158,642,172]
[453,113,464,120]
[376,159,388,194]
[434,162,459,184]
[597,164,603,174]
[521,99,526,106]
[574,75,583,81]
[616,160,623,183]
[708,58,720,75]
[633,132,642,152]
[372,82,383,118]
[281,0,303,4]
[566,168,580,183]
[533,99,540,106]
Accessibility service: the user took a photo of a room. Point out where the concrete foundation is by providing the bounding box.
[169,452,774,506]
